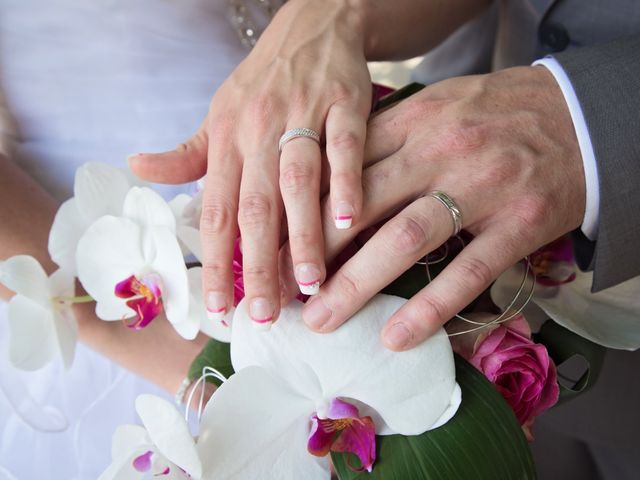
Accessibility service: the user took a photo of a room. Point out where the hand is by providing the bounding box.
[301,66,586,350]
[130,0,372,325]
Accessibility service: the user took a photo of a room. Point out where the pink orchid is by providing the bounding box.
[529,235,576,286]
[114,274,164,329]
[308,398,376,472]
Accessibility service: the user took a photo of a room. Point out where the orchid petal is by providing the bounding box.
[492,264,640,350]
[307,417,336,457]
[331,415,376,473]
[143,227,191,336]
[74,162,131,221]
[76,216,146,320]
[135,394,202,479]
[111,424,151,461]
[198,366,329,480]
[98,451,151,480]
[48,198,87,274]
[231,294,461,436]
[0,255,49,304]
[187,267,231,342]
[177,225,203,261]
[53,308,78,369]
[123,187,176,232]
[169,194,193,219]
[8,295,57,370]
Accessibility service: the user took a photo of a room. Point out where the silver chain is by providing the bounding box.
[227,0,285,48]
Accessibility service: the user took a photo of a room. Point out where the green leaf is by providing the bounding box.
[332,355,535,480]
[188,339,234,387]
[535,320,606,404]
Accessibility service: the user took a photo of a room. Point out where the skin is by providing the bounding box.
[140,65,586,351]
[130,0,488,327]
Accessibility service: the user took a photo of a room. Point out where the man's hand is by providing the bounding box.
[301,66,586,350]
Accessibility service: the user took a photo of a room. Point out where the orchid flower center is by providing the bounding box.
[115,273,164,329]
[132,450,173,477]
[307,398,376,473]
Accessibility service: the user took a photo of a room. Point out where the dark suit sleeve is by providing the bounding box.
[553,35,640,292]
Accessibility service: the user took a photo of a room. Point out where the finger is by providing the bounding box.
[302,195,453,332]
[129,126,209,184]
[279,124,325,296]
[325,102,367,230]
[238,149,283,330]
[199,141,242,328]
[381,227,523,351]
[362,101,409,167]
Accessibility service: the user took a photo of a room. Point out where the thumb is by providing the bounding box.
[128,129,208,184]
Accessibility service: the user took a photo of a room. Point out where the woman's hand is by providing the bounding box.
[131,0,372,326]
[301,66,586,350]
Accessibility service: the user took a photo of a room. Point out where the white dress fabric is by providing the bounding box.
[0,1,250,478]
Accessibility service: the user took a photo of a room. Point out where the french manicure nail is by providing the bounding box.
[249,297,275,331]
[334,201,354,229]
[384,323,413,350]
[303,296,332,330]
[295,263,321,295]
[206,291,227,321]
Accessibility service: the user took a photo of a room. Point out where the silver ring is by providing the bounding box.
[278,127,321,153]
[427,191,463,236]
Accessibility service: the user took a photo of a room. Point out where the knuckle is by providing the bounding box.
[387,215,429,256]
[242,264,271,283]
[202,263,228,283]
[238,192,272,228]
[412,294,449,324]
[280,162,315,194]
[288,230,317,249]
[335,270,361,302]
[329,130,361,154]
[331,170,361,190]
[200,201,233,234]
[453,257,495,290]
[513,196,548,231]
[329,81,353,101]
[439,120,488,154]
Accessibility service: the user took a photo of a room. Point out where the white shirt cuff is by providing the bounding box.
[533,56,600,241]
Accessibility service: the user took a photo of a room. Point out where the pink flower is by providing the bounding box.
[115,273,164,329]
[530,235,576,286]
[307,398,376,473]
[449,314,559,440]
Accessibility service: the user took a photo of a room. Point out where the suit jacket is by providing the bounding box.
[414,0,640,292]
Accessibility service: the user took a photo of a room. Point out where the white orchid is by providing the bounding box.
[100,394,202,480]
[0,256,77,370]
[48,162,139,275]
[492,262,640,350]
[169,191,203,261]
[197,294,461,479]
[76,186,196,339]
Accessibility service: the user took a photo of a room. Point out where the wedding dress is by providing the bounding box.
[0,1,254,478]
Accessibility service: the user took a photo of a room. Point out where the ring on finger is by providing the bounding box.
[426,190,463,236]
[278,127,321,153]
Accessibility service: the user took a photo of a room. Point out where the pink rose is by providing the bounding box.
[449,314,559,440]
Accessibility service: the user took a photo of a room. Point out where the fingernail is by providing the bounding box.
[249,297,275,331]
[334,201,354,229]
[303,296,332,330]
[295,263,321,295]
[220,306,235,328]
[384,323,413,350]
[206,291,227,322]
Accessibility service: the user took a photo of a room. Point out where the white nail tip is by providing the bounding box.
[298,281,320,296]
[335,218,353,229]
[252,320,272,332]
